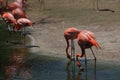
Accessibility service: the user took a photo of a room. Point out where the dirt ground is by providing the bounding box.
[24,0,120,62]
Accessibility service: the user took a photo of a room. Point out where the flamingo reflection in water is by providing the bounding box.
[66,60,97,80]
[4,48,32,80]
[76,30,101,70]
[66,60,81,80]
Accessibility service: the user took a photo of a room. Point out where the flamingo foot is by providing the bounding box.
[76,53,83,60]
[76,61,84,72]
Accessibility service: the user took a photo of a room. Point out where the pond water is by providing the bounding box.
[0,24,120,80]
[26,54,120,80]
[1,51,120,80]
[0,39,120,80]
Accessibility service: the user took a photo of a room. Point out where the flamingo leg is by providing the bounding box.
[84,52,88,80]
[7,25,10,31]
[71,61,76,79]
[7,24,13,35]
[90,48,96,60]
[6,24,12,42]
[66,60,76,80]
[76,54,84,71]
[39,0,45,10]
[71,39,76,76]
[71,39,75,60]
[23,27,26,44]
[76,44,85,71]
[20,27,26,45]
[94,58,97,80]
[90,48,97,80]
[66,60,71,80]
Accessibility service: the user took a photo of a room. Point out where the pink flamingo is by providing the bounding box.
[64,28,100,71]
[0,0,27,11]
[76,30,100,71]
[13,18,34,31]
[64,27,80,60]
[0,2,17,31]
[5,0,28,11]
[1,12,17,31]
[5,0,23,11]
[11,8,27,19]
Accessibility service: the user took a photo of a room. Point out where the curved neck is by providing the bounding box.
[76,30,81,38]
[81,47,85,57]
[78,41,85,57]
[12,19,17,25]
[65,39,69,55]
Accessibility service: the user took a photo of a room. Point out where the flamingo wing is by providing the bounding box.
[17,18,32,26]
[77,30,100,49]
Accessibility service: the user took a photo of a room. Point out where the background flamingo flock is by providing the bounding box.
[0,0,34,32]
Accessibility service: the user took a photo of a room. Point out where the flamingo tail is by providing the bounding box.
[90,38,101,49]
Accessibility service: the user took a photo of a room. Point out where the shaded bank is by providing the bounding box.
[0,23,29,79]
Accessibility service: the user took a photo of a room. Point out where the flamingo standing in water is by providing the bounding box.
[64,28,100,71]
[76,30,100,71]
[64,27,80,60]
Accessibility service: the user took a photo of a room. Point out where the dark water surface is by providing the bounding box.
[0,43,120,80]
[27,54,120,80]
